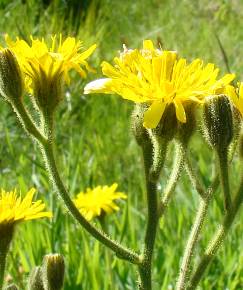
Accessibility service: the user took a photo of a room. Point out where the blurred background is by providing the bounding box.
[0,0,242,289]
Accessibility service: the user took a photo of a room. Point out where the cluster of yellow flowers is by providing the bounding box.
[0,35,242,228]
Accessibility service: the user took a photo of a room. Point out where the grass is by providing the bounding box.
[0,0,242,289]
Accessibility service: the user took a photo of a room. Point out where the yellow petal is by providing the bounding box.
[174,100,186,123]
[143,101,167,128]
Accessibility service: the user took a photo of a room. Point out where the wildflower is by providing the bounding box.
[84,40,235,128]
[2,35,96,112]
[0,188,52,227]
[0,188,52,289]
[73,183,127,221]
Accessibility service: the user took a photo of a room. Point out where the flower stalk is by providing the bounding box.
[187,176,243,290]
[138,139,159,290]
[0,225,14,290]
[176,192,212,290]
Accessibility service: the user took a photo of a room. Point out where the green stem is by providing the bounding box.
[184,155,206,199]
[187,178,243,290]
[0,225,14,290]
[11,100,46,144]
[176,192,212,290]
[138,141,159,290]
[0,250,7,290]
[149,137,168,182]
[158,141,185,217]
[40,139,140,264]
[217,149,232,211]
[14,107,140,264]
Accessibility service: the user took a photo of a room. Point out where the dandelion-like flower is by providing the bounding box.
[3,34,96,87]
[73,183,127,221]
[0,35,96,112]
[84,40,235,128]
[0,188,52,226]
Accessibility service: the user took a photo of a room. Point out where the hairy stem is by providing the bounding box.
[217,149,232,211]
[176,192,211,290]
[187,177,243,290]
[11,100,46,143]
[138,140,159,290]
[158,141,185,217]
[15,108,140,264]
[40,138,140,265]
[0,226,14,290]
[184,155,206,199]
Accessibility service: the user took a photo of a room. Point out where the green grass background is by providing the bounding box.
[0,0,242,289]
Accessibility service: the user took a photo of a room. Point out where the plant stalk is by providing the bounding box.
[176,192,211,290]
[217,149,231,211]
[138,140,159,290]
[187,177,243,290]
[159,141,185,217]
[15,106,140,265]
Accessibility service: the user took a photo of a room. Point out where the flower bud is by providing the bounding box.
[42,254,65,290]
[203,95,233,151]
[27,266,44,290]
[152,103,178,142]
[0,49,23,103]
[131,104,150,146]
[177,104,197,146]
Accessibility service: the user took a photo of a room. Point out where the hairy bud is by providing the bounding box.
[152,103,178,142]
[177,104,197,146]
[203,95,233,151]
[131,104,150,146]
[0,49,23,103]
[42,254,65,290]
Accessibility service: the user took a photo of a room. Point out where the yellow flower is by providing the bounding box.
[3,34,97,91]
[84,40,235,128]
[0,188,52,226]
[227,82,243,117]
[73,183,127,221]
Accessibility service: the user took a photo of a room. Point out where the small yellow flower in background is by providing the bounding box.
[73,183,127,221]
[3,34,96,91]
[227,82,243,117]
[0,188,52,226]
[84,40,235,129]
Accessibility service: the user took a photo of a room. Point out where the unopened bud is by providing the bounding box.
[42,254,65,290]
[131,104,150,146]
[203,95,233,151]
[177,104,197,146]
[0,49,23,103]
[32,69,63,116]
[27,266,44,290]
[152,103,178,143]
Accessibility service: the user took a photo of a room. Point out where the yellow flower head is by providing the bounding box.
[73,183,127,221]
[227,82,243,117]
[84,40,235,128]
[0,188,52,226]
[3,34,97,92]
